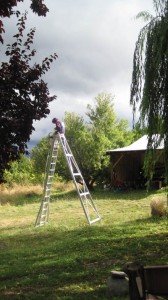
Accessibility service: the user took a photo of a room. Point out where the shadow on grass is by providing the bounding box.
[0,217,167,300]
[4,185,167,207]
[7,190,78,206]
[51,187,166,202]
[90,188,165,201]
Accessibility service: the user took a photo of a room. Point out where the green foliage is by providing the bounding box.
[85,93,133,186]
[87,93,133,149]
[136,11,153,22]
[31,136,51,183]
[132,121,147,141]
[130,0,168,182]
[57,112,88,181]
[31,135,67,183]
[31,93,133,187]
[64,93,133,188]
[3,154,34,185]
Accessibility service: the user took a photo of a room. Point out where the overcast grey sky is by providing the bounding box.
[2,0,154,148]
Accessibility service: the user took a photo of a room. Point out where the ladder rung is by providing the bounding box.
[43,201,49,204]
[73,173,80,176]
[66,154,73,157]
[44,195,50,198]
[80,192,89,196]
[89,217,101,224]
[40,221,48,225]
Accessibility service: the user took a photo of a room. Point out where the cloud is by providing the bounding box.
[1,0,154,148]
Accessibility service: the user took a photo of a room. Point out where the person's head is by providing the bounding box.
[52,118,57,124]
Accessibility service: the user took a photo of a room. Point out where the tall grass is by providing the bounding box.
[0,184,168,300]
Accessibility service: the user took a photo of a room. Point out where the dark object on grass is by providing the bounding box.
[125,262,168,300]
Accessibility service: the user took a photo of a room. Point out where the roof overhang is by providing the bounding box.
[106,135,164,155]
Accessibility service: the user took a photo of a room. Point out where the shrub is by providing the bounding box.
[3,154,35,186]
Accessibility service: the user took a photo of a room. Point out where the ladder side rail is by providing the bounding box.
[58,133,101,224]
[70,161,101,222]
[35,199,44,226]
[60,138,73,159]
[58,134,91,222]
[43,154,51,196]
[60,135,84,177]
[70,164,101,224]
[35,134,60,227]
[80,181,100,215]
[42,136,56,193]
[42,135,60,206]
[79,187,101,221]
[64,150,100,217]
[70,171,92,224]
[67,167,92,224]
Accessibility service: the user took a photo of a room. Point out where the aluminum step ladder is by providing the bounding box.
[35,132,101,227]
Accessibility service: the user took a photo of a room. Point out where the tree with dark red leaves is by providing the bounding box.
[0,12,57,181]
[0,0,48,43]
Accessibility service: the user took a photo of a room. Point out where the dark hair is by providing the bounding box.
[52,118,57,123]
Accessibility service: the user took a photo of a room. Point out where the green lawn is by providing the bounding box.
[0,185,168,299]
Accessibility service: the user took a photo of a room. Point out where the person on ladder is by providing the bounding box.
[52,118,65,134]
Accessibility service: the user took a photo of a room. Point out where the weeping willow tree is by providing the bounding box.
[130,0,168,184]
